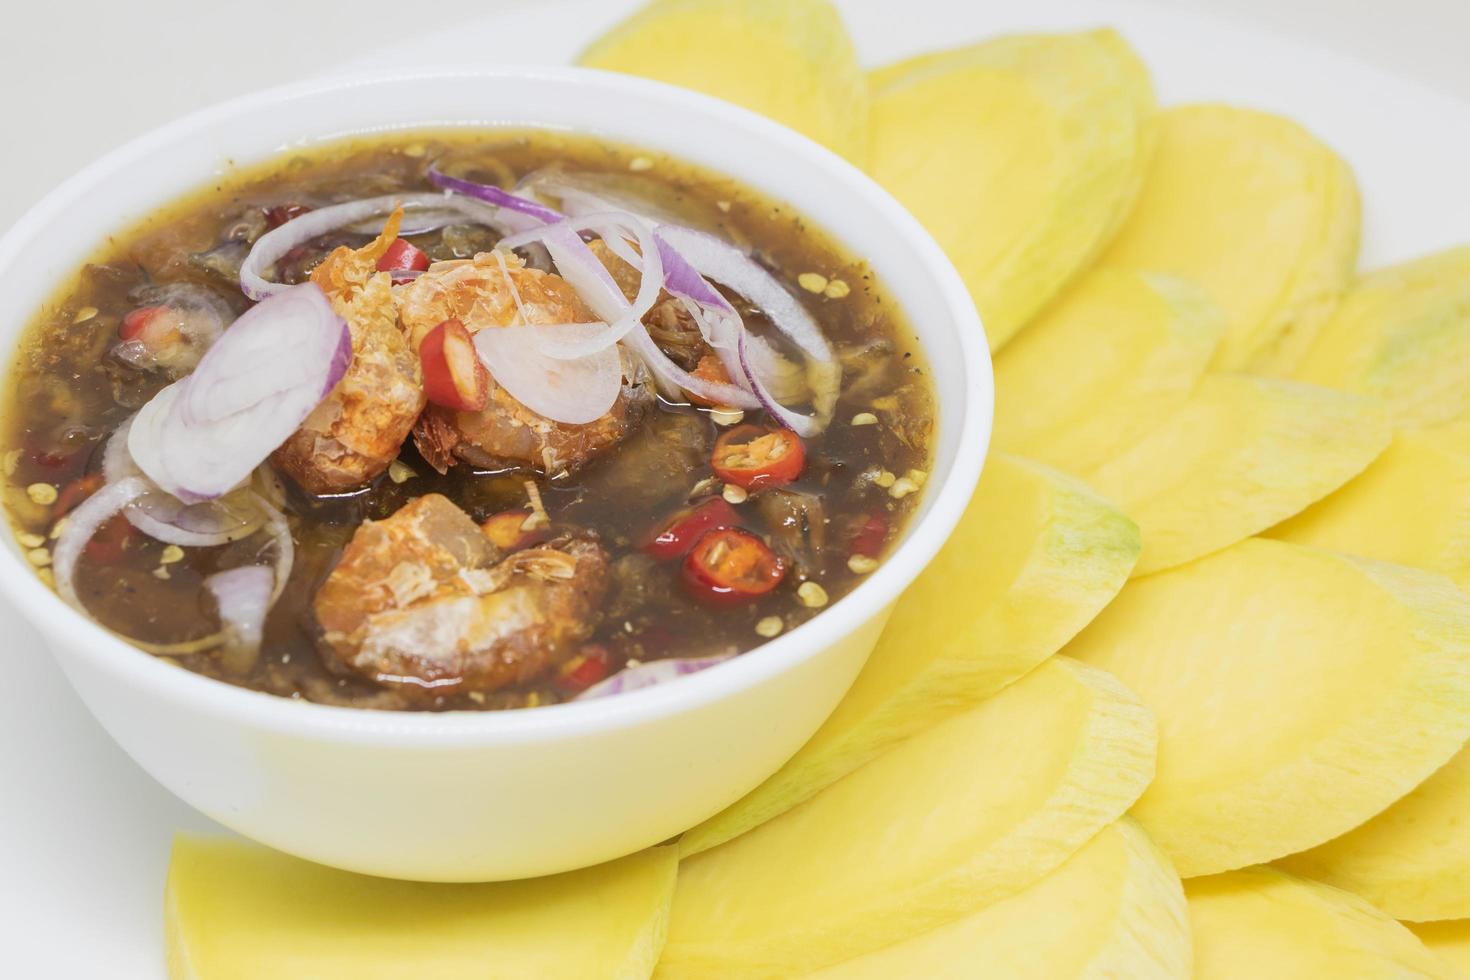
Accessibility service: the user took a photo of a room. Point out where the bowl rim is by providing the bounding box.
[0,65,992,744]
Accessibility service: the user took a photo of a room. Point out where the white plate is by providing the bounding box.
[4,0,1468,974]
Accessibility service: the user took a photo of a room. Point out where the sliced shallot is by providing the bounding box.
[129,283,351,502]
[574,653,735,701]
[52,477,148,610]
[205,565,275,673]
[239,192,509,301]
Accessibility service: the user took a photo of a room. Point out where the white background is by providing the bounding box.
[2,0,1469,975]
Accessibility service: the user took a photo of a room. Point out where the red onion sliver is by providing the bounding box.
[239,192,508,301]
[499,212,666,359]
[574,653,735,701]
[52,477,148,610]
[205,565,274,669]
[103,417,263,547]
[427,167,563,228]
[129,284,351,502]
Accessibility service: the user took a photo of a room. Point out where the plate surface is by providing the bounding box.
[4,0,1469,974]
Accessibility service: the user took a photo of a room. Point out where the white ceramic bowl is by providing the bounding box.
[0,67,991,881]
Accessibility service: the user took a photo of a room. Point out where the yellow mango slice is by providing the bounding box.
[166,837,677,980]
[1099,105,1360,374]
[868,31,1155,349]
[1066,537,1470,878]
[1280,745,1470,922]
[1187,867,1452,978]
[1084,373,1390,575]
[993,269,1223,472]
[1271,419,1470,593]
[578,0,868,162]
[806,819,1190,979]
[679,453,1140,856]
[1410,921,1470,976]
[1294,246,1470,430]
[656,657,1156,978]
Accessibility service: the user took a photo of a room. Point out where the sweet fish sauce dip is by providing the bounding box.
[2,131,935,711]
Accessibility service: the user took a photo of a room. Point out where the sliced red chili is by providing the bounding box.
[54,472,105,519]
[264,203,312,229]
[682,527,786,606]
[711,424,805,490]
[420,318,490,413]
[85,515,137,564]
[848,509,890,559]
[377,239,431,284]
[684,352,734,408]
[642,497,740,561]
[482,508,550,551]
[119,306,167,341]
[555,643,613,695]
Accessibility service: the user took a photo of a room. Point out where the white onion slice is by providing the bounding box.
[623,325,759,409]
[205,565,274,671]
[52,477,148,610]
[239,192,511,301]
[574,653,735,701]
[253,492,294,604]
[473,324,624,426]
[129,283,351,502]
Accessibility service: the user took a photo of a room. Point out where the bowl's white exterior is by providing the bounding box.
[0,68,990,881]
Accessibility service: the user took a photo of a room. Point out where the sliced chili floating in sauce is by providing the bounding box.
[555,643,613,695]
[85,515,138,564]
[848,509,890,559]
[54,472,105,519]
[683,353,735,408]
[642,497,741,561]
[682,527,786,606]
[263,203,312,229]
[420,318,490,413]
[119,306,167,342]
[377,239,431,284]
[711,424,806,490]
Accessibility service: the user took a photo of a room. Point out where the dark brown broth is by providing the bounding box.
[2,131,935,711]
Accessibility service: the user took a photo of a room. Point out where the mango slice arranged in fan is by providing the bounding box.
[679,453,1141,856]
[1410,921,1470,976]
[868,30,1155,349]
[578,0,868,162]
[1187,867,1453,979]
[165,837,677,980]
[992,269,1223,473]
[1279,745,1470,923]
[1099,104,1360,374]
[1271,419,1470,593]
[1293,246,1470,430]
[656,657,1156,978]
[806,819,1190,980]
[1066,537,1470,878]
[1083,374,1390,575]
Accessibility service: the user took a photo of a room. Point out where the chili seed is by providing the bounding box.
[797,581,829,608]
[797,272,829,294]
[716,200,732,213]
[160,545,185,565]
[889,477,920,499]
[73,306,99,323]
[153,566,170,580]
[35,568,54,587]
[15,532,45,549]
[848,555,880,574]
[3,450,21,477]
[709,407,745,427]
[723,483,748,504]
[388,459,417,484]
[26,483,58,506]
[874,470,897,489]
[629,156,654,172]
[755,616,784,638]
[851,412,878,427]
[403,143,426,158]
[49,518,69,540]
[26,548,51,567]
[905,468,929,487]
[824,279,851,299]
